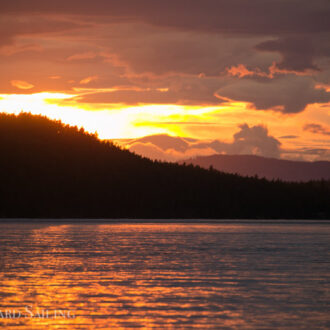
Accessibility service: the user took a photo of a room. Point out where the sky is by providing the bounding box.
[0,0,329,161]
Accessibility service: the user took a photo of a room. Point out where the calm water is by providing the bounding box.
[0,221,329,329]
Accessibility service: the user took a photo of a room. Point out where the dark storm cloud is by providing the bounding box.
[0,0,329,114]
[256,35,330,73]
[216,76,330,113]
[0,16,87,47]
[2,0,330,35]
[97,25,268,76]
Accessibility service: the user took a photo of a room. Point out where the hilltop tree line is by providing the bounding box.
[0,112,329,219]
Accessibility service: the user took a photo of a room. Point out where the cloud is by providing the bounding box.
[282,148,330,162]
[303,123,330,136]
[228,124,281,158]
[117,124,282,161]
[279,135,299,139]
[127,141,216,162]
[130,135,191,152]
[97,24,268,76]
[67,52,98,61]
[226,62,315,79]
[11,80,34,89]
[120,125,330,162]
[0,43,43,56]
[2,0,329,36]
[79,76,98,85]
[216,75,330,113]
[0,0,329,115]
[128,142,176,162]
[72,74,228,106]
[0,15,87,47]
[256,35,330,73]
[227,64,263,79]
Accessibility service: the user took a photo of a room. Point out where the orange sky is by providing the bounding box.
[0,1,329,161]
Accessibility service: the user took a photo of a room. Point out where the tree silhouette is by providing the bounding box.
[0,112,329,219]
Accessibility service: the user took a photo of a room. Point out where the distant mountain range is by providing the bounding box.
[183,154,330,182]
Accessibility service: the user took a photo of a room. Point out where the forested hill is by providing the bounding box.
[0,112,329,219]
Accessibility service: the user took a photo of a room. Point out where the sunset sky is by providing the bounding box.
[1,0,329,161]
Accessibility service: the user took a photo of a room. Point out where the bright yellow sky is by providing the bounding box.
[0,92,220,139]
[0,91,329,162]
[0,92,326,137]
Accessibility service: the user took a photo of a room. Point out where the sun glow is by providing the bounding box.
[0,92,131,139]
[0,92,226,139]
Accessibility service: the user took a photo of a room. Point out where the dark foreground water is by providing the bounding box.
[0,221,329,329]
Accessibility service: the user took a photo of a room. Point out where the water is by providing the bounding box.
[0,221,329,329]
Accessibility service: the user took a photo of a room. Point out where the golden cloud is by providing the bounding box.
[11,80,35,90]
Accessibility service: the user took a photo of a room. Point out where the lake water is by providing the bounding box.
[0,221,329,329]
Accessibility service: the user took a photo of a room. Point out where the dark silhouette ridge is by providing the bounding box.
[183,154,330,182]
[0,112,329,219]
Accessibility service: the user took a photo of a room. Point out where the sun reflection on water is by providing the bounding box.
[0,222,329,329]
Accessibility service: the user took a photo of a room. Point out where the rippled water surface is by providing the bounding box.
[0,221,329,329]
